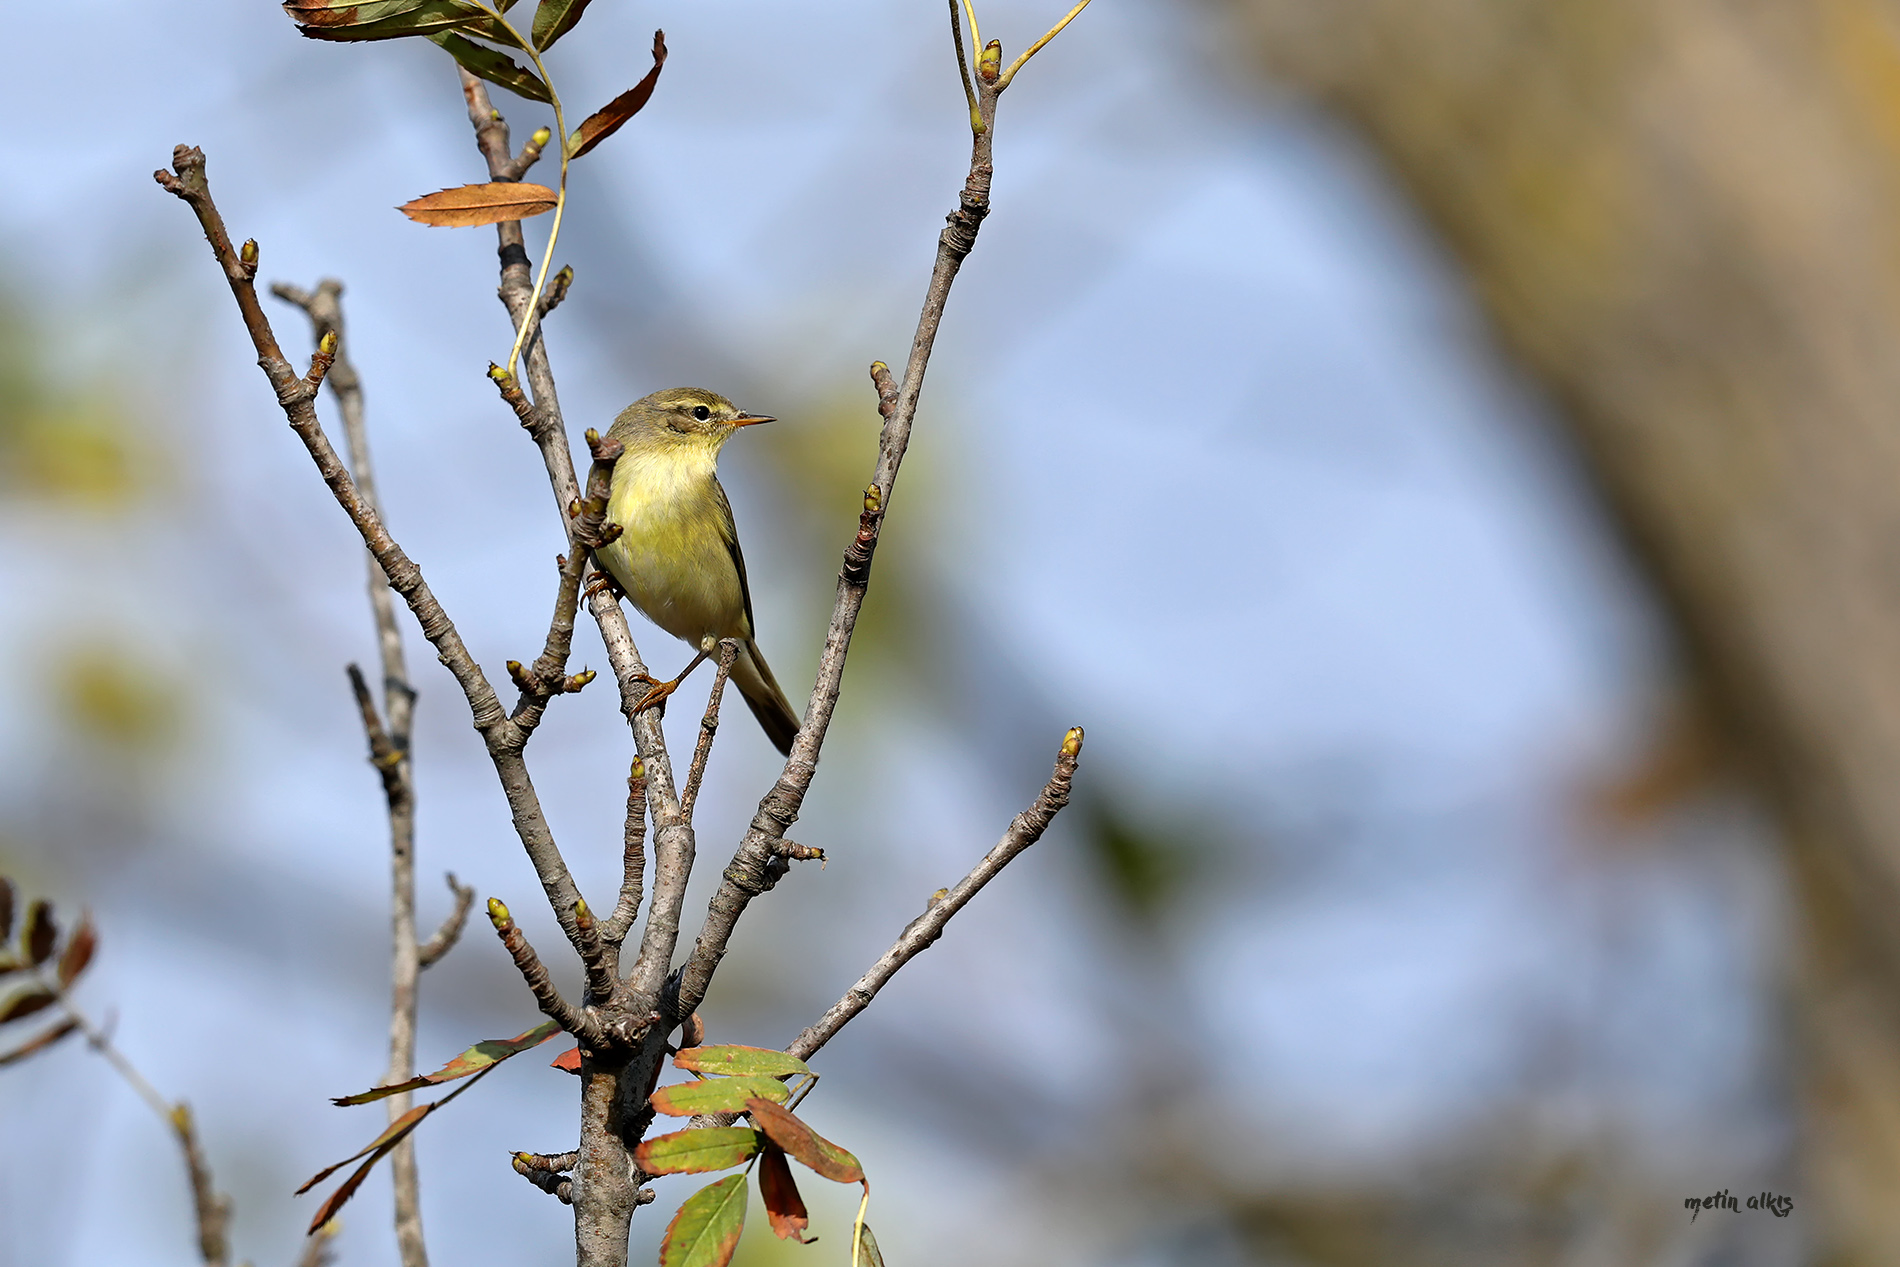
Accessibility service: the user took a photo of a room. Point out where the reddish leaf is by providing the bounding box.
[57,915,96,988]
[745,1099,864,1184]
[0,877,14,943]
[0,989,56,1024]
[659,1173,747,1267]
[650,1075,790,1118]
[334,1019,559,1105]
[550,1045,582,1074]
[297,1103,432,1195]
[673,1044,809,1079]
[0,1018,79,1067]
[635,1127,761,1175]
[567,31,668,159]
[24,901,56,966]
[398,182,556,227]
[758,1146,811,1242]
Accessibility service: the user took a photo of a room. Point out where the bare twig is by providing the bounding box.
[513,1153,576,1204]
[418,873,476,969]
[681,641,739,820]
[788,729,1082,1059]
[275,277,439,1267]
[158,147,591,950]
[487,899,602,1046]
[54,992,231,1266]
[672,17,1009,1018]
[602,757,650,962]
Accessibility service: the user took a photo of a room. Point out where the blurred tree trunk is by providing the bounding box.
[1219,0,1900,1259]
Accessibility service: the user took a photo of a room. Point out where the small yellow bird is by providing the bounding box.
[595,387,802,754]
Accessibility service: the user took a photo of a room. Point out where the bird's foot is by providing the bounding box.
[631,672,681,715]
[583,568,625,602]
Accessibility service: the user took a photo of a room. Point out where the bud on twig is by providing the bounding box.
[1061,726,1084,757]
[239,238,258,266]
[487,897,512,930]
[531,127,551,148]
[978,39,1002,81]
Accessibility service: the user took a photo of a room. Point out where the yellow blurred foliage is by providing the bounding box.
[0,300,141,506]
[51,644,181,752]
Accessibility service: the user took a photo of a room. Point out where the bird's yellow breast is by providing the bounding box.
[596,445,750,646]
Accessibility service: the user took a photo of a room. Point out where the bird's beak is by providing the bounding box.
[730,413,775,427]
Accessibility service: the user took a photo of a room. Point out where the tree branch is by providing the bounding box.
[788,729,1082,1060]
[672,55,1004,1019]
[680,641,738,821]
[156,144,591,949]
[418,873,476,969]
[487,899,602,1046]
[276,278,434,1267]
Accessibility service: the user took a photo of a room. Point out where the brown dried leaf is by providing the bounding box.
[758,1146,811,1242]
[398,182,556,227]
[567,30,668,159]
[0,1018,79,1067]
[24,901,56,967]
[745,1099,864,1184]
[0,988,56,1024]
[57,915,96,988]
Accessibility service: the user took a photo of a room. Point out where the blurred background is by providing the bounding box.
[9,0,1895,1263]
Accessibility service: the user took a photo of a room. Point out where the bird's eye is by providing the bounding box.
[692,405,711,421]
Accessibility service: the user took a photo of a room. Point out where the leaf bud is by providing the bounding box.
[239,239,258,266]
[574,897,594,928]
[1061,726,1084,757]
[565,669,597,692]
[978,39,1002,81]
[630,757,645,781]
[318,329,338,356]
[863,484,882,513]
[584,427,601,447]
[487,361,509,382]
[487,897,512,929]
[531,126,552,148]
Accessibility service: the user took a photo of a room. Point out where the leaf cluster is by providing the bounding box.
[634,1046,883,1267]
[283,0,668,228]
[0,876,96,1066]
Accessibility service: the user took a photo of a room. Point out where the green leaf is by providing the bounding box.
[855,1222,887,1267]
[634,1127,762,1175]
[672,1043,808,1080]
[649,1075,791,1117]
[333,1019,559,1105]
[292,0,489,41]
[745,1099,864,1184]
[428,32,552,103]
[659,1174,747,1267]
[567,30,667,159]
[283,0,436,26]
[529,0,594,50]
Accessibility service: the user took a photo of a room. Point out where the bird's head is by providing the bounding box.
[613,387,774,456]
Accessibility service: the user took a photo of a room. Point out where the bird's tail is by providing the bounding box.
[732,639,801,756]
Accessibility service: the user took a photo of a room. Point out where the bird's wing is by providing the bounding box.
[713,476,757,638]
